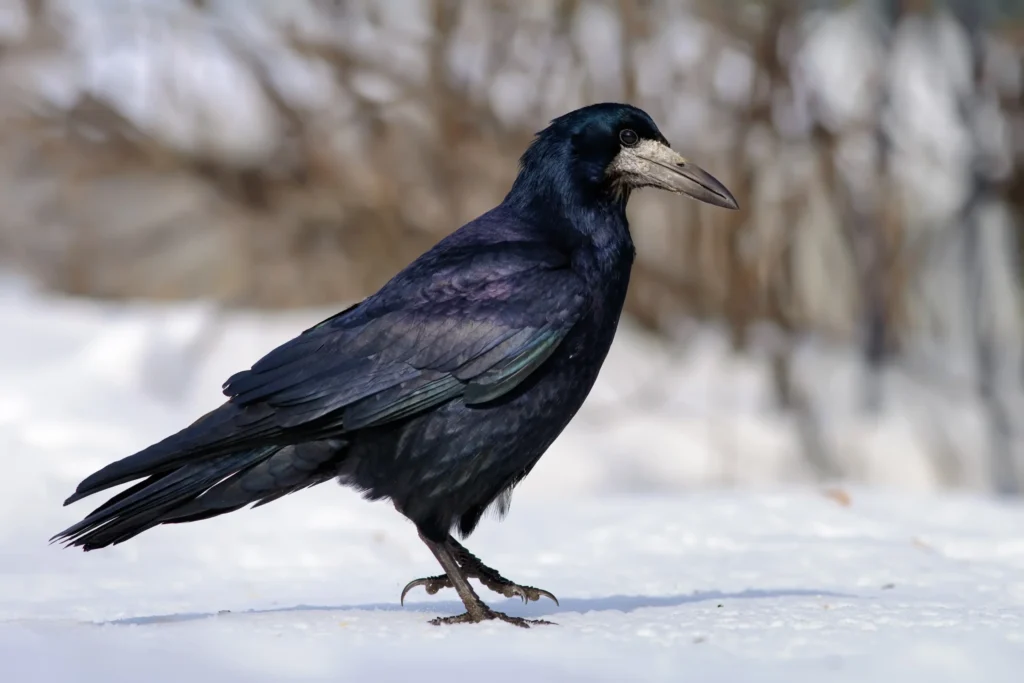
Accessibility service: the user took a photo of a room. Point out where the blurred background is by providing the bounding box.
[1,0,1022,497]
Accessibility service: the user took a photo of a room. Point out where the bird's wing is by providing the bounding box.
[222,242,587,431]
[65,243,588,500]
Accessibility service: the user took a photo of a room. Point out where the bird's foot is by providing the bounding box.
[429,608,555,629]
[401,573,558,606]
[411,534,558,629]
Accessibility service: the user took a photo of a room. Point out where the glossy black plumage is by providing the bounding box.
[54,103,737,626]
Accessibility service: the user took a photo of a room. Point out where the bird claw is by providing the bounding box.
[490,581,559,606]
[400,575,451,605]
[429,609,555,628]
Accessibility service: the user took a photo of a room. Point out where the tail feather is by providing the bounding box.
[63,403,279,506]
[53,449,273,549]
[53,439,344,551]
[159,440,343,523]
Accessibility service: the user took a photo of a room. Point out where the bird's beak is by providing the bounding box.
[613,139,739,210]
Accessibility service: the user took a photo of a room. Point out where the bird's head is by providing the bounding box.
[514,103,738,212]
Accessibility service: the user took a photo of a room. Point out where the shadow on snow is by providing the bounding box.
[104,588,855,626]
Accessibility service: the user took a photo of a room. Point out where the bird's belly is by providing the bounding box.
[337,344,601,537]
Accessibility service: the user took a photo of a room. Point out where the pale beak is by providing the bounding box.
[625,139,739,210]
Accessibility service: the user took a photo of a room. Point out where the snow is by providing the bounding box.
[1,288,1024,682]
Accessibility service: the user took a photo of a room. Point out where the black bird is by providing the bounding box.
[53,103,737,627]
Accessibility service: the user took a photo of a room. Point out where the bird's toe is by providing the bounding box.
[496,612,556,628]
[484,579,559,606]
[400,574,452,605]
[428,612,478,626]
[428,609,556,628]
[520,585,559,606]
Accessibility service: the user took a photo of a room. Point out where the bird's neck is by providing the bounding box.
[505,142,635,281]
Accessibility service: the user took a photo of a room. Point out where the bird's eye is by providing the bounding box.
[619,129,639,147]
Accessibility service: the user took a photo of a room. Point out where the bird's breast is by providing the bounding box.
[546,251,634,400]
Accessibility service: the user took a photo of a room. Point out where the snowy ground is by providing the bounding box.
[1,288,1023,682]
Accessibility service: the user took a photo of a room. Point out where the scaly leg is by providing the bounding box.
[413,533,554,628]
[401,535,558,606]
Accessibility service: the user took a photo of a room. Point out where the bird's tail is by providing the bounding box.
[52,440,344,551]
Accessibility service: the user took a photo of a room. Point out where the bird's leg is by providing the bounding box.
[414,534,554,628]
[401,535,558,606]
[449,537,559,605]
